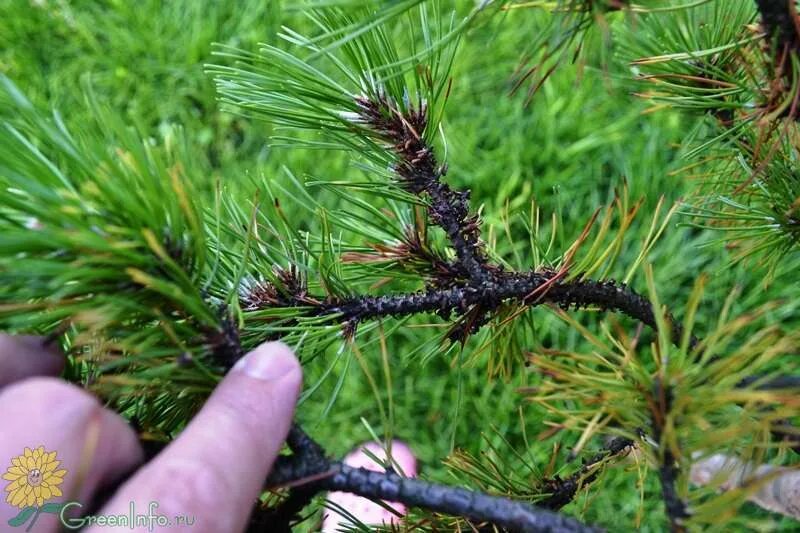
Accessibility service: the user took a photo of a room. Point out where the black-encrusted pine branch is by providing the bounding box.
[755,0,800,117]
[261,425,602,533]
[539,437,635,510]
[652,380,689,533]
[242,93,696,347]
[355,94,492,282]
[230,92,716,530]
[755,0,800,53]
[247,271,693,346]
[319,464,600,533]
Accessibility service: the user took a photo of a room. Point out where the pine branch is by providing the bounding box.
[235,90,702,529]
[322,274,689,344]
[321,465,598,533]
[539,437,635,511]
[205,335,607,532]
[652,380,689,533]
[754,0,800,118]
[354,94,490,283]
[755,0,800,52]
[261,425,602,533]
[4,7,796,530]
[243,93,693,346]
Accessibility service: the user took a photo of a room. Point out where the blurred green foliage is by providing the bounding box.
[1,1,798,530]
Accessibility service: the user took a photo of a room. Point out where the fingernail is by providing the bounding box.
[232,341,299,381]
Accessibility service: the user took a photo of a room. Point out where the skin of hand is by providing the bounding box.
[0,335,302,532]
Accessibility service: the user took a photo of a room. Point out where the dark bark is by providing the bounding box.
[228,91,794,530]
[652,381,689,532]
[232,94,699,530]
[260,425,602,533]
[540,437,634,510]
[355,95,490,282]
[323,272,692,346]
[755,0,800,51]
[755,0,800,116]
[320,464,600,533]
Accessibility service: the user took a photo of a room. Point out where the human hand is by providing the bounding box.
[0,335,302,532]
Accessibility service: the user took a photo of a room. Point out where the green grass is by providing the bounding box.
[1,1,798,531]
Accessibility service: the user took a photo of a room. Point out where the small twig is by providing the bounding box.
[248,94,695,347]
[652,380,690,532]
[540,437,635,510]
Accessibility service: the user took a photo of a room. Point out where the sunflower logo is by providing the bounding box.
[3,446,68,530]
[3,446,66,508]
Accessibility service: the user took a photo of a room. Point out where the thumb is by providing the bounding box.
[90,341,302,532]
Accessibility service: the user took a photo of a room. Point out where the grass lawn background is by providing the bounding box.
[2,1,797,530]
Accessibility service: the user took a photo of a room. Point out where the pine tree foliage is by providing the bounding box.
[454,0,800,272]
[616,0,800,272]
[0,79,221,432]
[1,1,799,532]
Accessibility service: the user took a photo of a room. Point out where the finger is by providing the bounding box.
[0,335,65,387]
[93,341,302,533]
[0,378,143,532]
